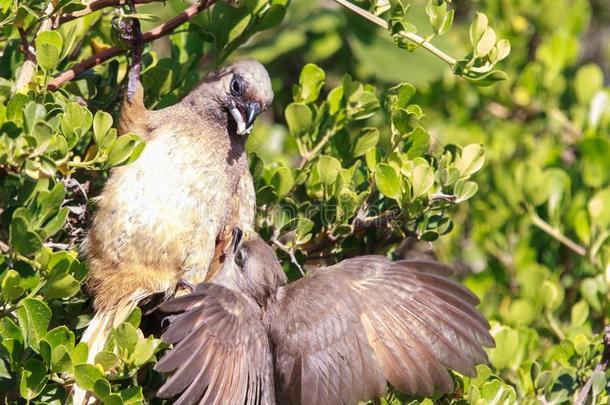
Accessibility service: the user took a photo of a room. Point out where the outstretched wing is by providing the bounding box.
[268,257,494,405]
[154,283,274,405]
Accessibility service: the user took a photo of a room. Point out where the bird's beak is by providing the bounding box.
[232,228,243,253]
[230,101,261,136]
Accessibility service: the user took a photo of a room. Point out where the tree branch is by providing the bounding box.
[529,209,587,257]
[333,0,490,74]
[47,0,216,90]
[56,0,161,25]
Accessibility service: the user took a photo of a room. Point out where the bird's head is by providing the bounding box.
[192,59,273,136]
[213,229,286,306]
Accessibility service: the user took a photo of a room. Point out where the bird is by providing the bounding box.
[75,60,273,403]
[154,231,495,405]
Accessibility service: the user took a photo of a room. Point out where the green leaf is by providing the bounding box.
[50,344,72,373]
[131,336,156,366]
[411,164,434,199]
[365,147,381,171]
[9,215,43,256]
[72,342,89,365]
[580,137,610,187]
[94,351,118,371]
[270,167,294,198]
[495,39,511,61]
[93,110,114,145]
[93,378,112,400]
[113,322,138,353]
[42,272,80,300]
[120,386,144,404]
[375,163,401,201]
[17,298,51,351]
[2,269,25,301]
[61,102,93,148]
[570,300,589,327]
[465,70,508,86]
[454,179,478,202]
[295,63,325,103]
[295,218,314,244]
[426,0,453,35]
[256,4,286,31]
[35,31,63,71]
[475,26,496,58]
[581,278,602,312]
[572,334,589,355]
[19,359,48,400]
[456,144,485,177]
[228,11,251,43]
[575,64,603,104]
[74,363,104,391]
[352,128,379,158]
[285,103,312,136]
[470,12,488,49]
[588,187,610,228]
[541,280,564,311]
[315,156,342,186]
[42,207,69,238]
[107,134,144,167]
[489,325,519,369]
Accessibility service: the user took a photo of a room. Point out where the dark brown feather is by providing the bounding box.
[154,283,275,405]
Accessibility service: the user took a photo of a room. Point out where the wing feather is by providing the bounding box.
[155,283,274,405]
[269,256,493,404]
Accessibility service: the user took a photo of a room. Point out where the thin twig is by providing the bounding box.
[333,0,490,74]
[271,238,304,276]
[298,128,335,169]
[47,0,216,90]
[18,28,36,63]
[575,326,610,405]
[125,0,143,101]
[302,209,402,256]
[56,0,160,25]
[529,209,587,256]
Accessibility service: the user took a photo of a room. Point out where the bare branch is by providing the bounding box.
[56,0,161,25]
[333,0,491,74]
[47,0,216,90]
[529,208,587,257]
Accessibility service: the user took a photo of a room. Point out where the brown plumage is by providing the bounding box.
[155,234,495,405]
[74,60,273,404]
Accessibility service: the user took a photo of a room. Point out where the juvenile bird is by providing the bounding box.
[79,60,273,383]
[154,233,495,405]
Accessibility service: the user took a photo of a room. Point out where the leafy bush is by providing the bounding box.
[1,0,609,404]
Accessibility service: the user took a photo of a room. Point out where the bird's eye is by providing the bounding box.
[235,248,247,269]
[230,76,244,97]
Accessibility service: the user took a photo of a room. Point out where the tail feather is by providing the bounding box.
[72,298,140,405]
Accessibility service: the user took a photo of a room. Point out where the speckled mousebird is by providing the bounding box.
[77,61,273,399]
[154,232,495,405]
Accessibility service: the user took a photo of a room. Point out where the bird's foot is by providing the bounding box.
[176,278,195,293]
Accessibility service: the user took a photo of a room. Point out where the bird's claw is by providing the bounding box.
[176,278,195,293]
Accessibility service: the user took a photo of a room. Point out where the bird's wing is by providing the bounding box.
[154,283,275,405]
[269,256,494,405]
